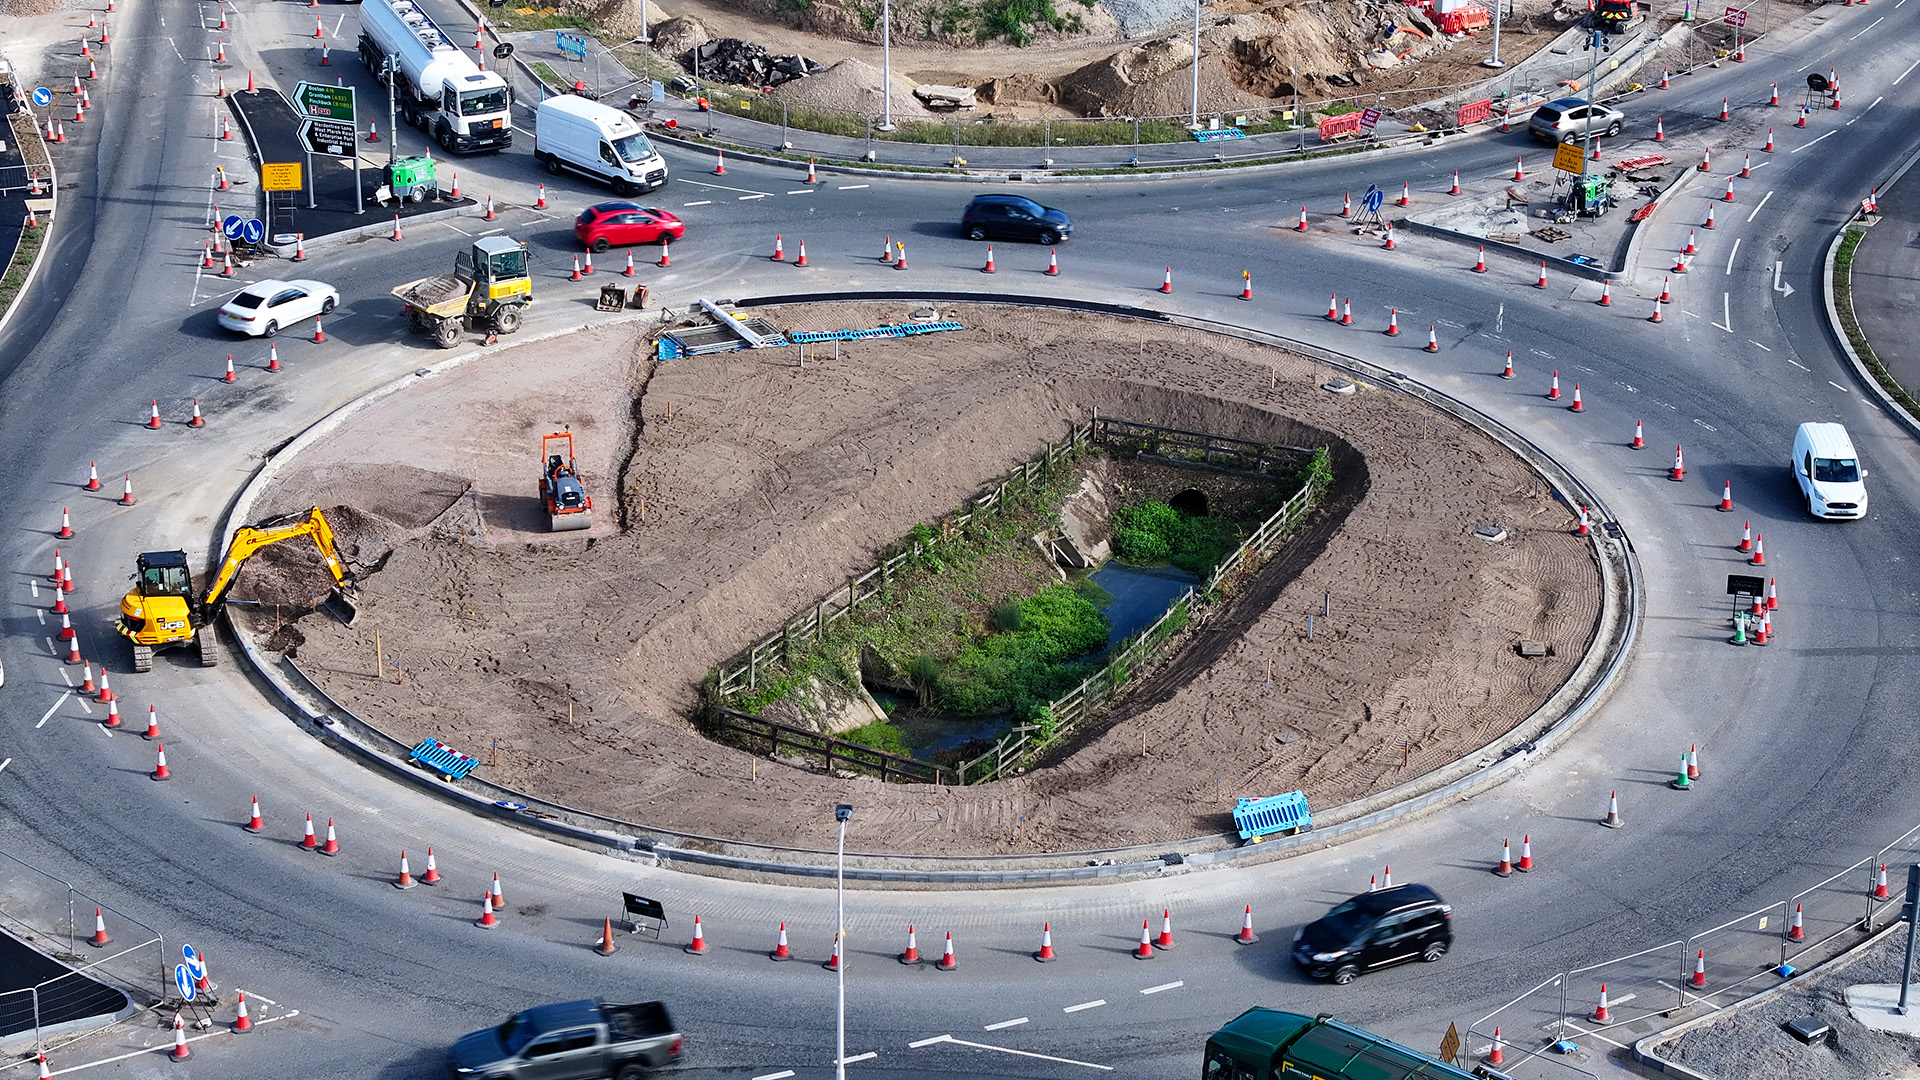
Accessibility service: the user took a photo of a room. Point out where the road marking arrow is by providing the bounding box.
[1773,260,1795,298]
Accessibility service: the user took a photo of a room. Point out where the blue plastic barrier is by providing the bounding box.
[408,738,479,781]
[787,321,963,344]
[1233,791,1312,842]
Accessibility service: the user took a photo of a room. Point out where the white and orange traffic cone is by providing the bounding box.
[1237,905,1259,944]
[1548,371,1561,400]
[981,246,994,273]
[1671,445,1685,481]
[151,743,172,781]
[1750,533,1766,566]
[490,873,504,909]
[822,933,843,971]
[1495,839,1514,877]
[1718,482,1734,512]
[1501,351,1514,379]
[1046,248,1059,276]
[771,922,792,960]
[1876,863,1892,899]
[245,795,264,832]
[322,817,340,855]
[1517,835,1534,872]
[900,924,922,964]
[89,907,112,947]
[395,850,417,889]
[170,1017,190,1060]
[422,847,440,885]
[1386,308,1400,336]
[1601,790,1624,828]
[1424,326,1439,353]
[1592,984,1611,1023]
[1690,949,1707,988]
[1473,246,1487,273]
[596,917,618,956]
[936,931,957,970]
[300,812,319,850]
[1134,919,1155,959]
[686,915,708,954]
[1156,908,1176,949]
[1036,922,1057,960]
[1789,904,1805,940]
[1160,267,1173,294]
[1570,385,1584,413]
[476,892,498,928]
[142,705,160,739]
[233,990,253,1033]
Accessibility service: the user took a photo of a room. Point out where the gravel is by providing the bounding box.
[1101,0,1202,40]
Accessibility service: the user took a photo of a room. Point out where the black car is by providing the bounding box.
[1292,884,1453,984]
[961,194,1072,244]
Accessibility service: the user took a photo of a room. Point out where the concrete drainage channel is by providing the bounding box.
[220,293,1638,886]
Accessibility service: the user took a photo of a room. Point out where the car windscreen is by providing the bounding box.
[612,132,657,163]
[1317,901,1371,941]
[498,1013,535,1055]
[230,292,266,309]
[460,87,509,116]
[1534,106,1562,122]
[1814,457,1860,483]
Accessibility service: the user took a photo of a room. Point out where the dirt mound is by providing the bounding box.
[649,15,709,58]
[554,0,668,41]
[765,57,935,117]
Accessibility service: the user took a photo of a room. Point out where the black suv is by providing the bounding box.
[1292,884,1453,984]
[961,194,1072,244]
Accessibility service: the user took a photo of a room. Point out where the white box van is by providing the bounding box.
[534,95,668,196]
[1791,422,1868,519]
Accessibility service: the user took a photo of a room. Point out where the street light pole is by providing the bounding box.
[878,0,894,130]
[1483,0,1507,68]
[835,803,852,1080]
[1189,0,1201,128]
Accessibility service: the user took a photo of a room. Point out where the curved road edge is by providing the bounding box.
[0,128,57,344]
[211,292,1637,886]
[1825,141,1920,439]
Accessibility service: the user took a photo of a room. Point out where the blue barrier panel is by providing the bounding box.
[408,738,479,781]
[1233,791,1311,842]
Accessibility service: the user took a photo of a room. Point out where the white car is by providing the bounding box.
[218,279,338,337]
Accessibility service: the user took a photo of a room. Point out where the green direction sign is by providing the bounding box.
[295,81,356,123]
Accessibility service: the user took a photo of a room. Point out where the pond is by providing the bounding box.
[1089,561,1199,649]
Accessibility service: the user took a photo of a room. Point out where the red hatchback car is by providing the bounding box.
[574,203,686,252]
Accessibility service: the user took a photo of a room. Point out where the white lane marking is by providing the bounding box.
[1898,58,1920,84]
[1753,341,1772,351]
[442,222,472,236]
[37,692,69,729]
[1558,1019,1632,1050]
[752,1073,795,1080]
[1609,992,1639,1007]
[837,1052,877,1065]
[677,178,777,197]
[476,227,504,236]
[984,1018,1029,1031]
[1715,292,1732,333]
[29,580,38,597]
[76,696,91,715]
[1848,115,1861,126]
[909,1036,950,1049]
[1745,160,1769,173]
[45,637,56,655]
[0,759,10,773]
[248,994,279,1006]
[1848,15,1885,37]
[1830,381,1850,392]
[942,1037,1113,1071]
[1063,999,1106,1013]
[36,610,45,626]
[837,184,870,190]
[785,189,815,195]
[1726,238,1741,275]
[737,193,767,200]
[1788,356,1810,370]
[1747,191,1772,222]
[58,667,71,686]
[50,1018,289,1072]
[1866,95,1884,112]
[1694,418,1718,432]
[1791,131,1834,154]
[1140,981,1184,994]
[682,200,712,206]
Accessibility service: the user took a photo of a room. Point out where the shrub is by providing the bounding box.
[1112,500,1244,575]
[839,720,909,756]
[936,583,1107,715]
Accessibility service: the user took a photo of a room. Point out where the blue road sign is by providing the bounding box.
[174,964,196,1002]
[556,31,588,59]
[221,215,244,240]
[31,87,52,107]
[183,944,207,980]
[241,218,266,245]
[1364,188,1387,214]
[650,80,666,103]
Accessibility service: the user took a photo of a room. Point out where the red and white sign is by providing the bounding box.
[1723,6,1747,27]
[1456,99,1493,127]
[1359,107,1383,131]
[1318,112,1364,141]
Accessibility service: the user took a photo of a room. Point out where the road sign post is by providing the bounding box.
[1899,864,1918,1014]
[261,162,302,192]
[1552,142,1587,175]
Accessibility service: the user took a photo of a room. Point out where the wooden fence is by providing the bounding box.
[1091,416,1315,476]
[704,706,947,785]
[713,418,1096,699]
[953,455,1326,784]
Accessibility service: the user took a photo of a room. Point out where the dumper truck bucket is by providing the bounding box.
[320,586,361,626]
[549,509,593,533]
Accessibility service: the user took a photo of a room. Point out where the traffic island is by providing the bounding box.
[223,299,1618,871]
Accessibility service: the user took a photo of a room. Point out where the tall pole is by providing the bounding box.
[1189,0,1201,127]
[878,0,894,130]
[1484,0,1506,67]
[835,805,852,1080]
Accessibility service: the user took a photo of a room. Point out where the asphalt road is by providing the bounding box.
[4,1,1920,1078]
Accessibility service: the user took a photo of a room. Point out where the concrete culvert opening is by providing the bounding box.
[1169,488,1208,517]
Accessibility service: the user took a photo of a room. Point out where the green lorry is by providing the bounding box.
[1204,1009,1506,1080]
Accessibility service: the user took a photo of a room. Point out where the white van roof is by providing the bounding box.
[1796,421,1856,457]
[538,93,642,137]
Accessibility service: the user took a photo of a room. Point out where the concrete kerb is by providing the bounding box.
[218,290,1636,885]
[1822,141,1920,441]
[0,127,59,344]
[1630,922,1904,1078]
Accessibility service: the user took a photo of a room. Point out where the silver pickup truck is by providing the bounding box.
[451,1000,682,1080]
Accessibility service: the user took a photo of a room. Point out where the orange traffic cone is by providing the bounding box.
[1036,922,1057,960]
[1134,919,1155,960]
[596,917,618,956]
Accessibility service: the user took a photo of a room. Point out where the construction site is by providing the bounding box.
[232,302,1604,855]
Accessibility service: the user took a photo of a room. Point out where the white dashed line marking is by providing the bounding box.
[1747,191,1772,222]
[682,200,712,206]
[837,1052,877,1065]
[913,1034,1113,1071]
[1140,981,1184,994]
[1752,341,1772,351]
[1849,16,1885,37]
[738,193,767,200]
[1787,356,1810,370]
[837,184,870,190]
[984,1018,1029,1031]
[785,189,815,195]
[1898,58,1920,83]
[751,1072,795,1080]
[0,759,11,773]
[1791,131,1833,153]
[1830,381,1850,392]
[1063,1000,1106,1013]
[1726,238,1740,275]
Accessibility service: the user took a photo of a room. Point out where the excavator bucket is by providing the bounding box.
[319,586,360,626]
[550,509,593,533]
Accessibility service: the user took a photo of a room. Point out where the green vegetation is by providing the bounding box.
[529,62,563,89]
[1112,500,1245,575]
[0,215,46,319]
[937,583,1108,716]
[1834,229,1920,419]
[838,719,909,755]
[485,6,590,33]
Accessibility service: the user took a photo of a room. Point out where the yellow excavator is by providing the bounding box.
[116,507,360,672]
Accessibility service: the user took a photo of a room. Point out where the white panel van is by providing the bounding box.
[534,95,669,196]
[1791,422,1868,519]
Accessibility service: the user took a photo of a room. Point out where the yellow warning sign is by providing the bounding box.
[1552,142,1588,175]
[261,162,302,192]
[1439,1022,1461,1064]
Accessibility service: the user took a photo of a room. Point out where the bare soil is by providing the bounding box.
[246,304,1600,854]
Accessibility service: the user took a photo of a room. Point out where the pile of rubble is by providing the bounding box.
[681,38,825,88]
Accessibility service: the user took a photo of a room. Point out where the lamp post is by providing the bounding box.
[1483,0,1507,68]
[878,0,894,131]
[834,803,853,1080]
[1188,0,1201,128]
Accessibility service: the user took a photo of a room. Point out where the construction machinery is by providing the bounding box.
[117,508,359,672]
[540,432,594,532]
[392,235,532,349]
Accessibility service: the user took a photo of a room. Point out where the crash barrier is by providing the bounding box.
[407,738,480,781]
[1467,820,1920,1069]
[703,707,948,785]
[1233,791,1313,842]
[0,850,161,1051]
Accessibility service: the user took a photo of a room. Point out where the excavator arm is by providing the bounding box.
[203,507,360,623]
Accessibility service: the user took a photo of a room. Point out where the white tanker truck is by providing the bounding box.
[357,0,512,153]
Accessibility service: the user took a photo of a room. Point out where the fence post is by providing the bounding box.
[748,649,757,690]
[847,576,857,612]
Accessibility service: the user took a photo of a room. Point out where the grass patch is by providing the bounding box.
[1833,229,1920,419]
[1112,500,1245,576]
[486,6,591,33]
[936,582,1108,716]
[838,719,909,755]
[528,61,563,89]
[0,223,46,319]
